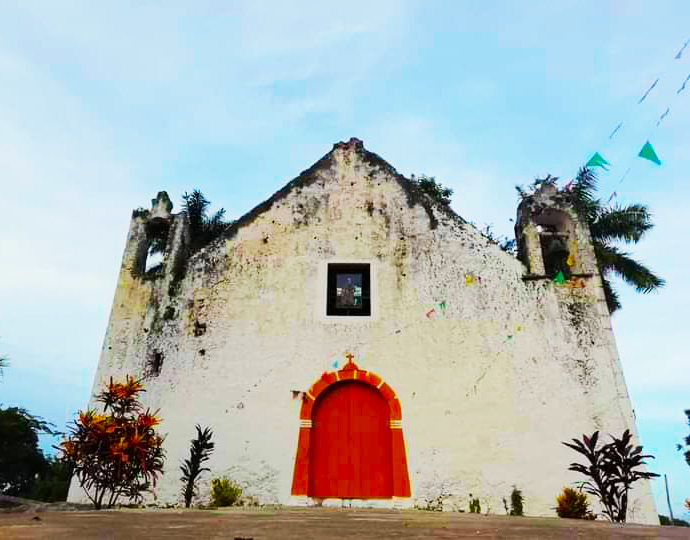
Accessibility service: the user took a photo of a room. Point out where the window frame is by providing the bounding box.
[326,263,372,317]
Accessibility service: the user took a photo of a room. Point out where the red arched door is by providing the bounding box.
[308,380,393,498]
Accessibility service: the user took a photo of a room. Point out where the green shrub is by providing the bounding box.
[659,515,690,527]
[30,457,71,503]
[421,495,444,511]
[210,476,242,507]
[556,487,595,519]
[468,495,481,513]
[510,485,524,516]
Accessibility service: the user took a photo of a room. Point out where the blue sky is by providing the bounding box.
[0,1,688,518]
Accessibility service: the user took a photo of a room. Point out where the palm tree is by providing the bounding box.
[146,190,230,258]
[677,409,690,467]
[182,190,230,252]
[0,339,7,379]
[570,166,664,313]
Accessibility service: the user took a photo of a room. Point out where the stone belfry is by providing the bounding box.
[99,191,190,378]
[514,180,644,480]
[514,181,611,315]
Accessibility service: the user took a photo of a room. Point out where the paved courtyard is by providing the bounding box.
[1,507,688,539]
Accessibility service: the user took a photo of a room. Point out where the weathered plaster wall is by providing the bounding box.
[69,139,657,524]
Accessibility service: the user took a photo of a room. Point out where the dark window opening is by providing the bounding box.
[145,351,163,378]
[194,320,207,337]
[327,264,371,316]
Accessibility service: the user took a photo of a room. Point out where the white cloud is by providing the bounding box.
[2,1,416,147]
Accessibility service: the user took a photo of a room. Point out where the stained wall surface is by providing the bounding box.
[68,139,658,524]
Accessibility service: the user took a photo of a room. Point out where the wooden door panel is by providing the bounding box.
[309,381,392,498]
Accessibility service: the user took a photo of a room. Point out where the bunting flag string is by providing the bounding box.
[609,122,623,140]
[656,107,670,127]
[578,36,689,201]
[618,167,631,184]
[638,78,660,104]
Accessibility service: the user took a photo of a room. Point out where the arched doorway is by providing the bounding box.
[291,357,411,501]
[309,380,392,498]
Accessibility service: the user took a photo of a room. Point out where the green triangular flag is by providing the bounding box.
[553,271,566,285]
[586,152,610,170]
[638,141,661,165]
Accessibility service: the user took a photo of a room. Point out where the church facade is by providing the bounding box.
[68,138,658,523]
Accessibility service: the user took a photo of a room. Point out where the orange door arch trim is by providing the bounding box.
[290,357,411,499]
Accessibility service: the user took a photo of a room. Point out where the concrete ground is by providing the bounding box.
[1,507,688,540]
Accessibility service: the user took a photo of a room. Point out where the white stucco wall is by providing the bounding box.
[68,139,657,524]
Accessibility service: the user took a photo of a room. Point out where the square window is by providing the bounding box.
[327,263,371,316]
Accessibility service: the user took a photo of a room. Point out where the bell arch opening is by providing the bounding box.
[534,209,573,277]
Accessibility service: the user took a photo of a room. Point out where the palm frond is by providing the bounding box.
[182,190,210,216]
[182,190,210,238]
[571,167,602,223]
[595,244,665,294]
[572,166,598,200]
[209,208,226,225]
[566,165,664,312]
[590,204,653,244]
[207,209,228,234]
[182,190,230,251]
[601,276,622,314]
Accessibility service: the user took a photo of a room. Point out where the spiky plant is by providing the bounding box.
[510,485,524,516]
[563,430,659,523]
[569,166,664,313]
[180,425,215,508]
